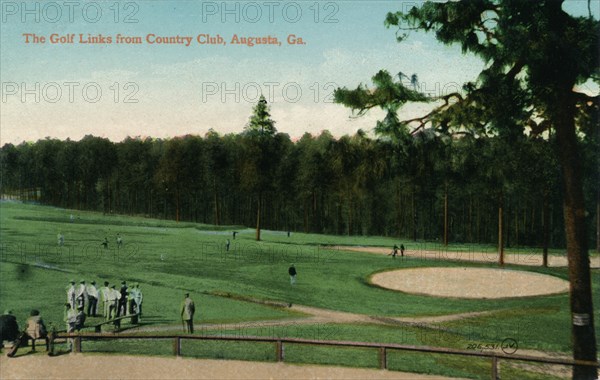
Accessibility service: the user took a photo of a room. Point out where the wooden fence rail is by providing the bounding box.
[57,333,599,380]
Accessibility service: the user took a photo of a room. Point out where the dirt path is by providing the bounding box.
[25,300,561,379]
[0,354,466,380]
[288,304,496,325]
[331,245,600,268]
[132,302,497,334]
[502,349,571,379]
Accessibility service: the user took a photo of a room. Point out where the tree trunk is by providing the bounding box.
[175,189,180,222]
[443,182,448,246]
[213,178,220,226]
[337,197,343,235]
[256,193,261,241]
[498,191,504,267]
[506,202,511,248]
[320,192,325,234]
[476,199,481,243]
[348,193,353,236]
[554,96,597,379]
[396,183,402,237]
[468,195,473,243]
[304,199,310,234]
[597,102,600,254]
[412,184,417,241]
[542,191,549,267]
[312,190,318,232]
[597,192,599,253]
[303,197,309,233]
[514,204,519,247]
[531,203,536,245]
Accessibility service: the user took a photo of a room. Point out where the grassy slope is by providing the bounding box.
[1,202,597,379]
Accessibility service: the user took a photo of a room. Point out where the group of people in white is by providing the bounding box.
[0,279,144,355]
[65,279,143,328]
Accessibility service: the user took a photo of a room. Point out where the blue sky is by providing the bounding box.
[1,0,598,144]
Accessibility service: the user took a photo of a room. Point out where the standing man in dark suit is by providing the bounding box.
[86,281,99,317]
[180,293,195,334]
[118,281,128,316]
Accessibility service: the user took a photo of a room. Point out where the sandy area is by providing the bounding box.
[0,354,464,380]
[371,267,569,299]
[331,246,600,268]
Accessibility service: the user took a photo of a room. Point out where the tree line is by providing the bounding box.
[1,108,598,251]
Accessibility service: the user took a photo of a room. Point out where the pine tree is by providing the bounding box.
[242,95,279,240]
[335,1,598,377]
[245,95,276,137]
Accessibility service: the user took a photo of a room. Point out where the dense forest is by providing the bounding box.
[1,98,598,250]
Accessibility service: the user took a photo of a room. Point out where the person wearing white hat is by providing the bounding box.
[108,285,121,320]
[63,303,77,351]
[134,284,143,321]
[100,281,111,318]
[76,280,88,310]
[86,281,99,317]
[66,280,76,309]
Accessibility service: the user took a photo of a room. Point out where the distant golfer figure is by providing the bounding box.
[116,234,123,248]
[288,264,297,285]
[400,244,405,257]
[389,245,398,259]
[57,233,64,247]
[232,231,238,240]
[181,293,195,334]
[226,239,230,252]
[101,237,109,249]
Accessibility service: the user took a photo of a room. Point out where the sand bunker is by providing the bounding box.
[371,267,569,299]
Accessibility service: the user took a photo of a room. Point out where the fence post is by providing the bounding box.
[276,340,284,362]
[491,356,498,380]
[379,347,387,369]
[74,336,82,353]
[173,337,181,356]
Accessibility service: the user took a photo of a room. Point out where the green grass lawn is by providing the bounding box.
[1,201,597,379]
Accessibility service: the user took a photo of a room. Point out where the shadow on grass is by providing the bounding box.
[48,349,71,357]
[4,348,39,358]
